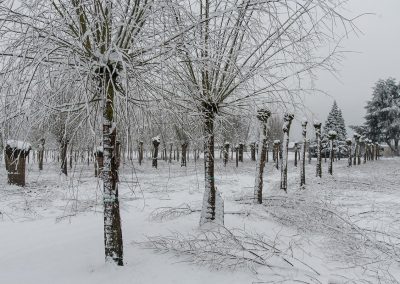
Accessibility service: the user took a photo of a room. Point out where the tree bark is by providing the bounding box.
[152,139,160,168]
[250,142,256,161]
[280,114,294,192]
[328,139,334,175]
[138,141,143,165]
[314,122,322,178]
[169,143,173,163]
[69,142,73,169]
[38,139,45,171]
[238,143,244,162]
[60,138,68,176]
[181,142,188,167]
[346,140,352,167]
[200,103,223,225]
[99,66,123,266]
[235,146,239,167]
[300,122,307,187]
[223,142,230,167]
[254,109,270,204]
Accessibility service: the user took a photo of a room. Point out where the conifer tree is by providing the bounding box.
[323,101,347,142]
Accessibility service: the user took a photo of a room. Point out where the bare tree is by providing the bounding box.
[280,113,294,192]
[328,131,337,175]
[346,138,352,167]
[300,121,307,187]
[313,122,322,178]
[163,0,356,225]
[254,109,271,204]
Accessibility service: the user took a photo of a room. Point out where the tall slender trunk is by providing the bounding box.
[300,121,307,187]
[200,104,223,225]
[169,143,173,163]
[69,142,73,169]
[328,140,334,175]
[99,66,123,266]
[60,138,68,176]
[223,142,230,167]
[274,141,280,170]
[152,138,160,168]
[181,142,188,167]
[254,109,270,204]
[238,143,244,162]
[138,141,143,165]
[38,139,45,171]
[280,114,294,192]
[354,135,361,165]
[314,122,322,178]
[250,142,256,161]
[346,139,352,167]
[235,145,239,167]
[294,143,298,167]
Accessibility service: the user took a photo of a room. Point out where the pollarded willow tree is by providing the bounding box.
[0,0,178,266]
[160,0,358,224]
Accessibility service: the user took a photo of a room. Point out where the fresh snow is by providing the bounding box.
[6,140,32,152]
[1,154,400,283]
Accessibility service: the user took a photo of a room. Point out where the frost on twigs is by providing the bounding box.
[261,193,400,282]
[149,203,200,222]
[137,225,319,276]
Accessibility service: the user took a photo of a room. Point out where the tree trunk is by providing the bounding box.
[314,123,322,178]
[274,142,280,170]
[138,141,143,165]
[235,146,239,167]
[250,143,256,161]
[238,143,244,162]
[328,140,334,175]
[169,143,173,163]
[347,141,352,167]
[294,143,298,167]
[223,142,230,167]
[99,66,123,266]
[200,105,223,225]
[69,142,73,169]
[60,138,68,176]
[152,140,160,168]
[38,139,45,171]
[300,122,307,187]
[181,142,188,167]
[280,114,294,192]
[254,109,270,204]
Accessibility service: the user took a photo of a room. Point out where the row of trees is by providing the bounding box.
[0,0,359,266]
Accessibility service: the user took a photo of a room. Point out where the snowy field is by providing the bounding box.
[1,155,400,284]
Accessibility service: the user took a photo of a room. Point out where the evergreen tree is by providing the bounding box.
[363,78,400,154]
[323,101,347,141]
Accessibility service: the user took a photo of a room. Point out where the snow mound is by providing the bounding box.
[6,140,32,151]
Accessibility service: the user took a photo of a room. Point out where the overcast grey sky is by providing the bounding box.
[306,0,400,133]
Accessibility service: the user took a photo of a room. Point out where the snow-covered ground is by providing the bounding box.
[1,154,399,283]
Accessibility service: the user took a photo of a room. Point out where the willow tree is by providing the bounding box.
[163,0,357,225]
[280,113,294,192]
[0,0,165,266]
[314,121,322,178]
[300,120,308,187]
[254,109,271,204]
